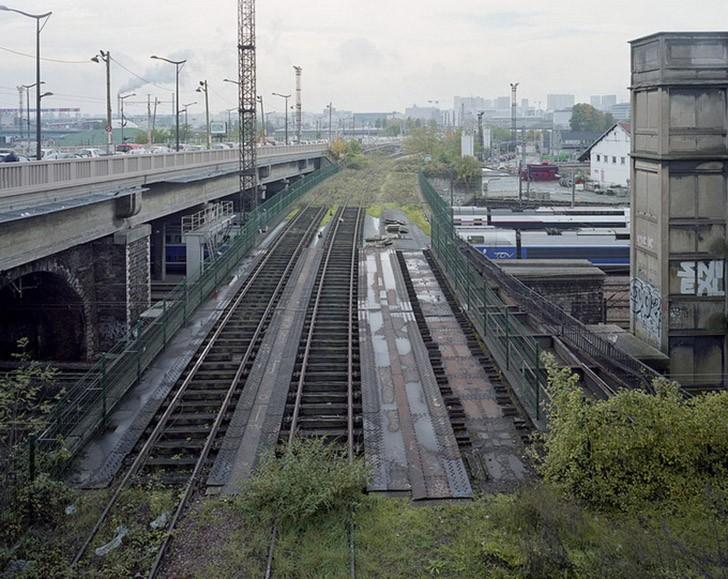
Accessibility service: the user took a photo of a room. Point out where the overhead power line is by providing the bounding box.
[0,44,91,64]
[110,56,171,92]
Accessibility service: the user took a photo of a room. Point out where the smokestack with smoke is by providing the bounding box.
[116,50,194,94]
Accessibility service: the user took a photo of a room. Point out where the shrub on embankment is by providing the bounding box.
[539,353,728,512]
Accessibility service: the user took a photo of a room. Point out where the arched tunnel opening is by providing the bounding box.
[0,272,87,362]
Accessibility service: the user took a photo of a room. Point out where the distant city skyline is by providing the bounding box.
[1,0,726,115]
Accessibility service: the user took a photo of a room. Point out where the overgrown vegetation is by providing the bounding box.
[329,138,368,169]
[238,438,367,527]
[308,154,431,237]
[402,126,483,190]
[0,340,66,552]
[164,359,728,577]
[539,353,728,512]
[165,438,367,578]
[169,456,728,578]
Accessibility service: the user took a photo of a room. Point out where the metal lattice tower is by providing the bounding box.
[238,0,258,215]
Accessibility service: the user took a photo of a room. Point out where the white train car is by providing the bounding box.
[452,206,630,231]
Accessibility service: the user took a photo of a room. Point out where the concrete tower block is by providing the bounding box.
[630,32,728,386]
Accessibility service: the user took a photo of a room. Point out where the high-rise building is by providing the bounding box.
[601,94,617,109]
[590,95,602,108]
[546,94,575,111]
[495,96,510,111]
[610,102,631,121]
[453,96,488,125]
[405,105,440,123]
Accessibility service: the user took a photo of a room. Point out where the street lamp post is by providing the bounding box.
[224,78,240,142]
[226,107,236,139]
[92,51,113,154]
[21,82,43,155]
[180,102,197,143]
[326,102,333,144]
[256,95,266,142]
[1,5,52,160]
[272,93,291,145]
[151,55,187,151]
[119,92,135,146]
[196,81,211,149]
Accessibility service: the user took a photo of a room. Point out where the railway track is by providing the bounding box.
[281,206,364,449]
[73,205,326,577]
[266,205,364,578]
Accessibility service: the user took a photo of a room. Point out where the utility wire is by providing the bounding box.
[0,45,91,64]
[110,56,172,92]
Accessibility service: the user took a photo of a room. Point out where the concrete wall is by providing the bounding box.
[630,32,728,386]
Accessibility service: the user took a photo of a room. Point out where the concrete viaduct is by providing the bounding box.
[0,144,329,361]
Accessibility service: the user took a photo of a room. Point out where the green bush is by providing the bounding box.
[540,353,728,511]
[237,438,367,528]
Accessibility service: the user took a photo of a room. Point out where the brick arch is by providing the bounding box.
[0,258,96,360]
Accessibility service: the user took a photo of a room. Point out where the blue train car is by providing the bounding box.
[459,227,630,268]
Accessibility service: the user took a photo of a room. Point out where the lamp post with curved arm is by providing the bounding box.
[119,92,135,146]
[92,51,113,154]
[272,93,291,145]
[0,5,52,160]
[151,55,187,151]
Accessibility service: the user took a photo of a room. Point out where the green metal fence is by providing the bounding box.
[419,173,549,428]
[41,163,339,456]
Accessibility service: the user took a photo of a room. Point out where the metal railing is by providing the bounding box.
[420,172,660,411]
[39,163,339,457]
[182,201,234,234]
[420,173,549,428]
[460,242,660,392]
[0,143,328,195]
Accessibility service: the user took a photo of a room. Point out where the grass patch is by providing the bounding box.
[320,206,338,227]
[1,486,109,578]
[354,485,728,578]
[77,485,177,577]
[285,206,301,221]
[161,442,728,578]
[166,439,366,578]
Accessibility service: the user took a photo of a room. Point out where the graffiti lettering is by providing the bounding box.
[677,260,725,296]
[636,234,655,250]
[631,278,662,341]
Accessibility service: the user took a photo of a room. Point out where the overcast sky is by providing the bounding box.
[2,0,728,116]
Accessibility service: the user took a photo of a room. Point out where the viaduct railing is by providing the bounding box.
[419,173,661,428]
[39,163,339,458]
[0,144,328,196]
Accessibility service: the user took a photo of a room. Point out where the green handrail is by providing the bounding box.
[419,172,549,428]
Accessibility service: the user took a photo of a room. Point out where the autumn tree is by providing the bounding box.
[570,103,615,132]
